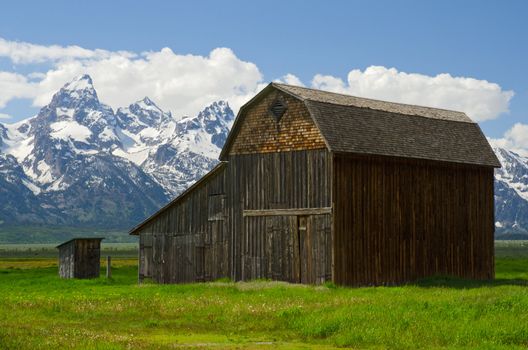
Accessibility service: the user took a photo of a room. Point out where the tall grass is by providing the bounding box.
[0,244,527,349]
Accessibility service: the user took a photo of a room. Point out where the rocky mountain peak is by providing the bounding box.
[140,96,156,106]
[115,96,171,135]
[198,100,234,123]
[50,74,100,109]
[63,74,94,91]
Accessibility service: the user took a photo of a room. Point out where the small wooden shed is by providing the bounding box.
[56,238,103,279]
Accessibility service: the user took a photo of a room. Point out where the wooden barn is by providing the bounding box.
[130,83,500,286]
[57,238,103,279]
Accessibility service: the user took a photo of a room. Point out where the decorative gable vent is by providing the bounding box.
[269,98,287,122]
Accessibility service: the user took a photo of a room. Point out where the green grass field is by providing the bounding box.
[0,243,527,349]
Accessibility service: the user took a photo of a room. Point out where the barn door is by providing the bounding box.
[265,216,298,282]
[297,216,313,284]
[263,214,330,284]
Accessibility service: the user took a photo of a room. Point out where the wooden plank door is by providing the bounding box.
[264,215,298,283]
[139,234,153,282]
[298,216,314,284]
[262,214,330,284]
[297,215,332,284]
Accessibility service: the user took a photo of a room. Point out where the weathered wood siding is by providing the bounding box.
[228,150,333,283]
[229,90,326,155]
[333,154,495,286]
[58,241,75,278]
[137,167,228,283]
[137,86,333,285]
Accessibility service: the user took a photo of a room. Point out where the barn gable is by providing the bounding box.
[220,86,328,160]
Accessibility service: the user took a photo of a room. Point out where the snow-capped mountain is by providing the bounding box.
[493,146,528,236]
[141,100,234,195]
[0,74,526,236]
[0,75,234,229]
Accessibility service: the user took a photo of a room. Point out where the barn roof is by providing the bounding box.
[275,83,474,123]
[220,83,500,167]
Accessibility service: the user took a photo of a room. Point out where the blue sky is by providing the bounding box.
[0,0,526,146]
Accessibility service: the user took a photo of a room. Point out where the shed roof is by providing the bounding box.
[56,237,104,249]
[220,83,500,167]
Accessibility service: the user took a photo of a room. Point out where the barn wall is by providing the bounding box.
[333,154,495,286]
[229,90,326,155]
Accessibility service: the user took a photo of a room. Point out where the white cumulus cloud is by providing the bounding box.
[0,113,12,120]
[311,66,514,122]
[275,74,305,87]
[0,37,133,64]
[0,38,515,125]
[0,38,264,119]
[491,123,528,157]
[0,71,37,108]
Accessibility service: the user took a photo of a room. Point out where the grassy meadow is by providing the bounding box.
[0,242,527,349]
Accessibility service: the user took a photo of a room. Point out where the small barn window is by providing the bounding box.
[208,194,226,221]
[269,98,287,121]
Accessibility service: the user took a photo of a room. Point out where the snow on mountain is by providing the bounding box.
[0,74,234,228]
[492,145,528,235]
[0,153,57,225]
[140,100,234,195]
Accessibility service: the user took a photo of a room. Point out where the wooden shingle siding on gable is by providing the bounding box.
[132,83,499,286]
[229,91,326,155]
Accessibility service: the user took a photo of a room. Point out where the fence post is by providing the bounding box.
[106,256,112,279]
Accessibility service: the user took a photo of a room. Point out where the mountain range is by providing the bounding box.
[0,75,527,238]
[0,75,233,230]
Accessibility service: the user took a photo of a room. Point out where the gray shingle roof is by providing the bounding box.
[272,83,500,167]
[273,83,474,123]
[306,100,500,167]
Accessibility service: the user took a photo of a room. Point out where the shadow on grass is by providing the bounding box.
[413,276,528,289]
